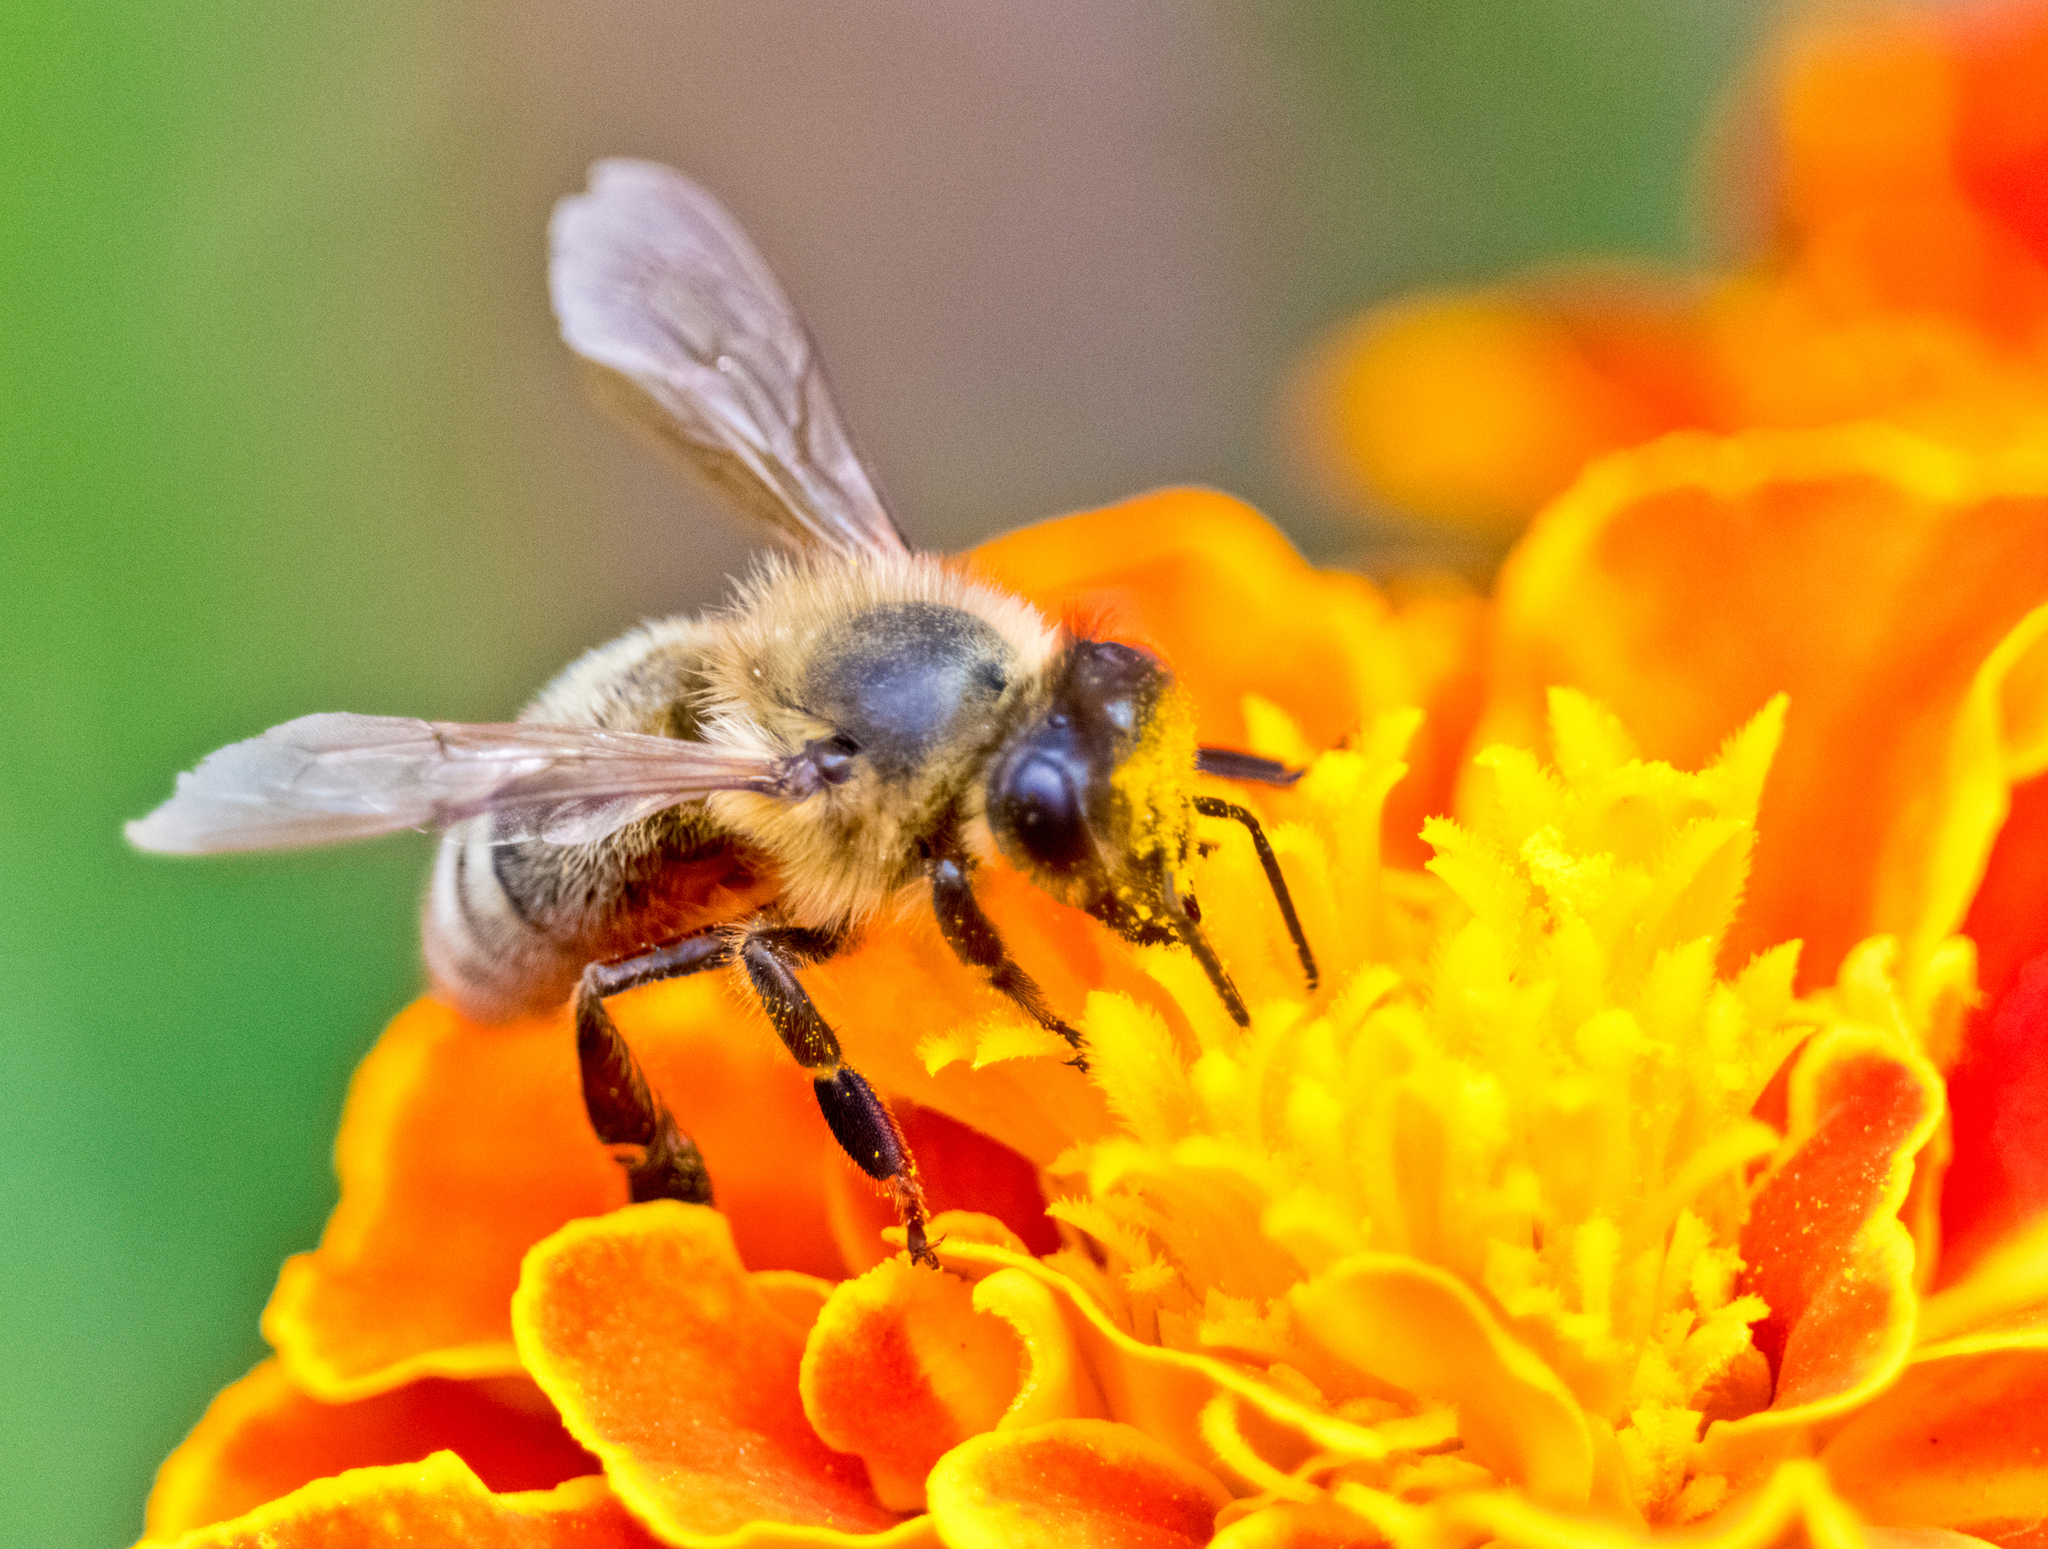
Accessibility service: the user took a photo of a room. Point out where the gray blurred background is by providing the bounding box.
[0,2,1777,1542]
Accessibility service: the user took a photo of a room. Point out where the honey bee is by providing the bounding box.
[128,160,1316,1264]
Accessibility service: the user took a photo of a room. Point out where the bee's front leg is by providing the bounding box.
[575,931,733,1206]
[734,919,937,1268]
[927,851,1085,1063]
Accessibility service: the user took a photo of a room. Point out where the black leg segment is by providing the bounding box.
[1197,747,1304,787]
[1158,864,1250,1027]
[575,930,732,1206]
[1193,795,1319,991]
[736,919,935,1266]
[929,854,1083,1054]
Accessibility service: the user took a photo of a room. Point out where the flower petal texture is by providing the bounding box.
[266,979,846,1399]
[511,1201,907,1544]
[264,998,624,1397]
[144,1361,596,1540]
[1822,1344,2048,1538]
[925,1418,1232,1549]
[798,1257,1024,1510]
[138,1454,658,1549]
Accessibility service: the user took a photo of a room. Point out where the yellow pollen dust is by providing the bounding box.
[1046,688,1806,1521]
[1110,681,1199,866]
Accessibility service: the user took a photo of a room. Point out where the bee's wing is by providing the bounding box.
[126,712,800,855]
[551,158,911,563]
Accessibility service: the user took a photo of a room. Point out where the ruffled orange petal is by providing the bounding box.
[924,1418,1231,1549]
[929,1238,1463,1506]
[144,1360,596,1541]
[1703,1023,1941,1473]
[136,1453,657,1549]
[968,490,1485,864]
[266,979,849,1398]
[1822,1341,2048,1540]
[512,1202,909,1544]
[1289,1256,1594,1510]
[263,998,624,1398]
[799,1258,1023,1510]
[1481,426,2048,991]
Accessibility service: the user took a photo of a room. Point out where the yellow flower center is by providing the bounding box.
[1040,688,1809,1521]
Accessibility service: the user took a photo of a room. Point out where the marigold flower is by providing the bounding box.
[1290,0,2048,536]
[137,460,2048,1547]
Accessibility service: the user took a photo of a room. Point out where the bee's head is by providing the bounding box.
[985,639,1198,946]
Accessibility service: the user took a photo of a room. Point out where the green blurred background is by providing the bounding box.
[0,2,1775,1542]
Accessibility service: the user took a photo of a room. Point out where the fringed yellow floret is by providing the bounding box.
[1046,688,1813,1524]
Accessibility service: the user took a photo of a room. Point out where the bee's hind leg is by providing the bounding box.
[576,932,734,1206]
[734,918,937,1267]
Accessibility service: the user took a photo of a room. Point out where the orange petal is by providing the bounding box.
[1289,1256,1593,1510]
[135,1453,659,1549]
[799,862,1128,1181]
[1822,1342,2048,1539]
[1961,772,2048,1010]
[263,998,624,1398]
[145,1360,597,1540]
[799,1258,1024,1510]
[1955,2,2048,270]
[924,1418,1230,1549]
[1207,1501,1377,1549]
[621,975,845,1279]
[1482,426,2048,991]
[1943,949,2048,1280]
[1704,1025,1941,1473]
[512,1202,906,1543]
[930,1238,1457,1502]
[1429,1459,1882,1549]
[1945,766,2048,1277]
[970,490,1378,752]
[267,979,849,1398]
[1284,282,1708,535]
[1774,11,1961,247]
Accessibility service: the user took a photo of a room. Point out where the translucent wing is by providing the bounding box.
[551,158,911,562]
[126,713,804,855]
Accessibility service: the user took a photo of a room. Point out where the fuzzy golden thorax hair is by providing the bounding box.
[700,550,1063,928]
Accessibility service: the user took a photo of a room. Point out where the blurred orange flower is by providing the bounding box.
[138,6,2048,1546]
[1290,0,2048,538]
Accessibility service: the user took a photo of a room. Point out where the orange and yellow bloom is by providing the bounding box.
[139,4,2048,1547]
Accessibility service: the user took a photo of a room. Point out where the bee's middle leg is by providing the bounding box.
[576,932,733,1207]
[734,918,936,1267]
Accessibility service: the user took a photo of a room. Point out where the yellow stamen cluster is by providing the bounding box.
[1044,690,1813,1520]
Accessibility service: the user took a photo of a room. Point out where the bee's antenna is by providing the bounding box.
[1163,868,1250,1027]
[1193,796,1318,991]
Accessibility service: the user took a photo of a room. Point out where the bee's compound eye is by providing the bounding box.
[999,752,1090,872]
[807,736,859,786]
